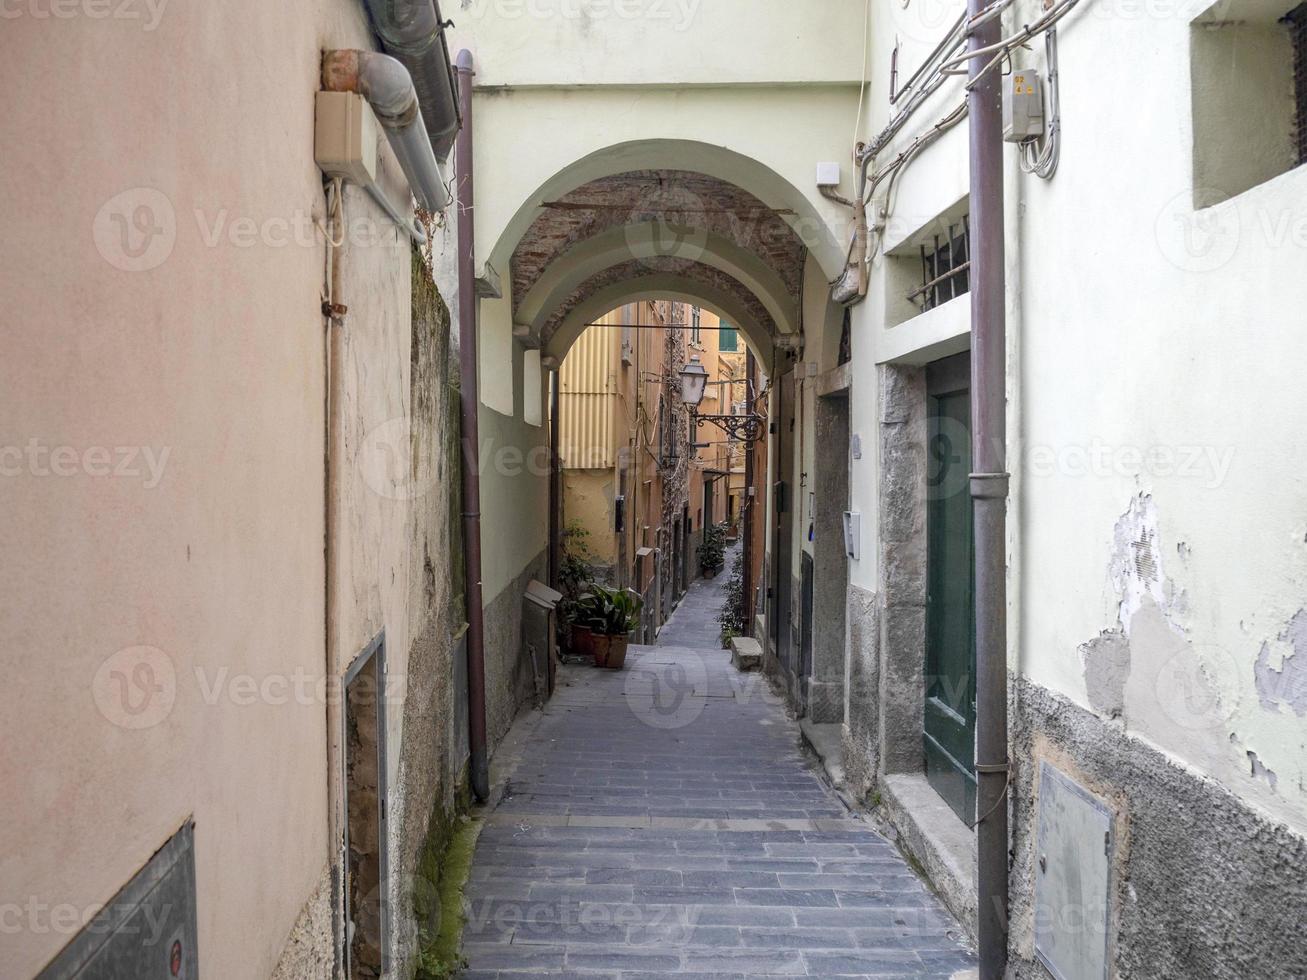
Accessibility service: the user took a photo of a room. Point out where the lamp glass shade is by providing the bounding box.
[679,356,709,407]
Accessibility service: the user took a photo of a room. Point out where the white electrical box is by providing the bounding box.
[315,91,379,185]
[1003,68,1045,142]
[816,162,842,188]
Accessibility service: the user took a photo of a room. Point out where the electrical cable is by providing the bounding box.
[853,0,872,149]
[1018,27,1061,179]
[849,0,1078,277]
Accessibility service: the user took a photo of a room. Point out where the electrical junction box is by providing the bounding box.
[35,821,198,980]
[1035,762,1113,980]
[1003,68,1045,142]
[315,90,379,184]
[816,162,842,188]
[842,511,860,560]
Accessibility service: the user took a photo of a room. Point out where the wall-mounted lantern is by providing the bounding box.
[679,355,709,407]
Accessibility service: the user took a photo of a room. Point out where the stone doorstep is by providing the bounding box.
[879,773,979,945]
[799,718,846,790]
[729,635,762,672]
[797,722,979,951]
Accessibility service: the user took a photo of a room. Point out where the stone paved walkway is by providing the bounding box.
[460,555,977,978]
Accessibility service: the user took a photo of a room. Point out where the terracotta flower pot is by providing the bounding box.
[591,633,630,670]
[571,624,594,657]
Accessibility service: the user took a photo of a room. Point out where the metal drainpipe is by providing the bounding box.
[966,0,1010,973]
[742,350,756,633]
[454,49,489,804]
[548,369,561,591]
[324,223,348,975]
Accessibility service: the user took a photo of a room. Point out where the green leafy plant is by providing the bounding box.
[578,586,643,636]
[697,520,728,576]
[557,522,596,639]
[718,549,748,645]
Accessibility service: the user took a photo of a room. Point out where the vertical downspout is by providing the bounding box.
[455,49,490,804]
[742,350,756,633]
[548,369,562,590]
[324,226,348,976]
[967,0,1010,974]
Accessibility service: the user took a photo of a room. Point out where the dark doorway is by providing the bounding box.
[771,364,796,670]
[682,503,691,596]
[345,633,388,979]
[923,353,976,824]
[799,551,814,714]
[809,390,850,722]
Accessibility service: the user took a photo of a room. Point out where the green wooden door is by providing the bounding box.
[924,355,976,824]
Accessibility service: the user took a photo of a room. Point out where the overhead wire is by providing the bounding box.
[845,0,1076,276]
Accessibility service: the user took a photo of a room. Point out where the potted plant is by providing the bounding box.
[583,586,643,670]
[557,523,596,655]
[566,594,596,657]
[697,520,727,578]
[718,549,748,648]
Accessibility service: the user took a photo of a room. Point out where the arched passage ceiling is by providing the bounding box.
[540,257,774,351]
[510,169,809,351]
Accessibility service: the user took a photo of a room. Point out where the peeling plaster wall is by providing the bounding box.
[842,0,1307,839]
[1009,679,1307,979]
[836,1,1307,972]
[999,0,1307,836]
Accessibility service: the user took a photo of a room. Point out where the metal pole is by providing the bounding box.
[742,351,756,633]
[966,0,1010,974]
[455,49,490,804]
[548,369,561,590]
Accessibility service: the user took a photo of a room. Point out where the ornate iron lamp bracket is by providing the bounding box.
[692,410,765,444]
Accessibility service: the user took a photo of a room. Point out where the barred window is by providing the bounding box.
[909,215,969,312]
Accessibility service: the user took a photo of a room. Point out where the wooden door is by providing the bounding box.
[924,353,976,824]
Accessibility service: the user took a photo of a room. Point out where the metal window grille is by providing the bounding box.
[1289,4,1307,165]
[909,215,970,311]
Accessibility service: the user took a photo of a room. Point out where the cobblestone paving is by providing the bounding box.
[461,558,977,978]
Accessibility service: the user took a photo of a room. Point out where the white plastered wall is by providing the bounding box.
[845,0,1307,833]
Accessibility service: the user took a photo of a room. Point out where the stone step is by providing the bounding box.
[730,636,763,672]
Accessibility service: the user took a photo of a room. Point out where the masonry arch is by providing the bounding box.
[485,138,849,307]
[517,224,800,342]
[544,277,774,365]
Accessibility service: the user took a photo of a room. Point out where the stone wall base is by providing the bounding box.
[1008,677,1307,979]
[270,865,333,980]
[483,549,549,748]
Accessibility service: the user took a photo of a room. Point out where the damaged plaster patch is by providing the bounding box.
[1082,495,1180,717]
[1097,495,1239,735]
[1247,750,1279,790]
[1109,493,1179,635]
[1253,608,1307,716]
[1229,733,1281,793]
[1080,628,1130,718]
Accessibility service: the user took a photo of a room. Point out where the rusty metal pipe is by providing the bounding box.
[741,351,756,634]
[454,49,489,803]
[967,0,1010,973]
[322,49,450,214]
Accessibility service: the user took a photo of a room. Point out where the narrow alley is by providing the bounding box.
[9,1,1307,978]
[461,555,977,977]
